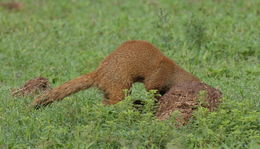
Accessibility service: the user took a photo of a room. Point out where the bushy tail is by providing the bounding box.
[31,73,94,108]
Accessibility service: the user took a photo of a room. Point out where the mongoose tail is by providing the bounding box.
[32,73,94,108]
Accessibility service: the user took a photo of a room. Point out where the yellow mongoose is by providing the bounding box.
[32,40,200,108]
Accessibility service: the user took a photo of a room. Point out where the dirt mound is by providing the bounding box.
[0,2,23,10]
[156,81,221,123]
[11,77,51,97]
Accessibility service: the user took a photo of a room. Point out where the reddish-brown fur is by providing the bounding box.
[32,40,200,108]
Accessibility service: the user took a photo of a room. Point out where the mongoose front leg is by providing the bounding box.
[144,78,170,100]
[102,90,125,105]
[101,83,130,105]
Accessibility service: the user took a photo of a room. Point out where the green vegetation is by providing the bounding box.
[0,0,259,148]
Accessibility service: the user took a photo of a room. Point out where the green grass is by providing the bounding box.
[0,0,259,148]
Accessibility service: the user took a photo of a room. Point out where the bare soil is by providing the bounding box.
[156,81,221,123]
[12,77,221,125]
